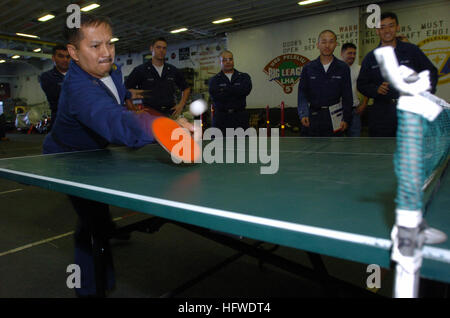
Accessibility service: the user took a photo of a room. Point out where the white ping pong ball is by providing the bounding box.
[189,99,207,116]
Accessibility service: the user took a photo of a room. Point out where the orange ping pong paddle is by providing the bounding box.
[151,116,201,163]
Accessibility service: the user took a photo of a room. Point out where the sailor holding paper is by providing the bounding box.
[298,30,353,137]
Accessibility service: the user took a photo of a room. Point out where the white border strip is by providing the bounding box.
[0,167,393,251]
[0,148,105,161]
[226,149,394,156]
[423,246,450,263]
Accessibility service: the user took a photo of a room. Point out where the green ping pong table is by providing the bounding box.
[0,137,448,296]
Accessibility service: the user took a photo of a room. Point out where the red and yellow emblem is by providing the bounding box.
[263,54,310,94]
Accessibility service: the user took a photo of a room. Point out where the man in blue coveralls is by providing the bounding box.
[43,14,191,297]
[125,37,191,117]
[40,45,71,131]
[298,30,353,137]
[357,12,438,137]
[208,50,252,134]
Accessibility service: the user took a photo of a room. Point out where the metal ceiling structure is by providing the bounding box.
[0,0,394,63]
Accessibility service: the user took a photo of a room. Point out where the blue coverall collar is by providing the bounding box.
[313,55,339,73]
[376,38,407,51]
[314,55,337,65]
[68,60,124,103]
[52,66,66,76]
[220,69,239,79]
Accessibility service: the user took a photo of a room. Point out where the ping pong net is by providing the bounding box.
[395,107,449,213]
[374,46,449,298]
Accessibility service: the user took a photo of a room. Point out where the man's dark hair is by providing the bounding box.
[151,37,167,47]
[341,42,356,53]
[52,45,67,55]
[380,12,399,25]
[318,29,337,41]
[64,14,113,46]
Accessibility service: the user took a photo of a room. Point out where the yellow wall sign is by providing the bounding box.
[417,35,450,85]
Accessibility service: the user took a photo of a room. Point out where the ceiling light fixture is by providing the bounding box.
[38,14,55,22]
[81,3,100,12]
[298,0,324,5]
[16,33,39,39]
[212,18,233,24]
[170,28,188,34]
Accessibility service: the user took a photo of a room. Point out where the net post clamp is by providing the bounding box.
[391,209,424,274]
[397,96,442,122]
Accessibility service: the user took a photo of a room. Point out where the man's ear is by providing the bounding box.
[67,44,79,62]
